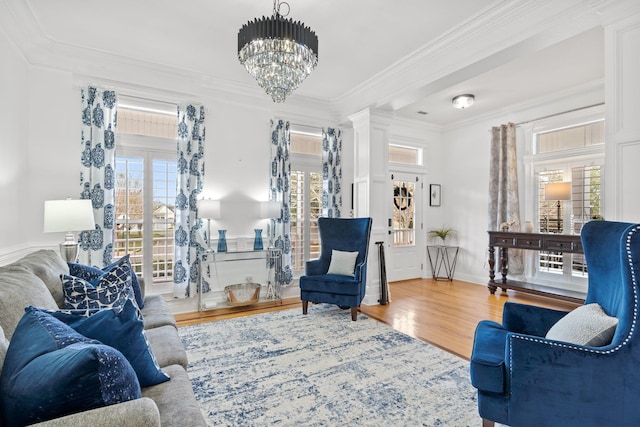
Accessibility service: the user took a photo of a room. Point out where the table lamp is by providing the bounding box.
[197,199,221,249]
[544,182,571,233]
[43,199,95,262]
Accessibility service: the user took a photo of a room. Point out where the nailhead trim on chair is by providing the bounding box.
[508,225,640,385]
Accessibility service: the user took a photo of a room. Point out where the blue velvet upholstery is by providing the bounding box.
[470,221,640,427]
[299,217,372,321]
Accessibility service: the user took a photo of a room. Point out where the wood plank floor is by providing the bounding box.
[175,278,579,360]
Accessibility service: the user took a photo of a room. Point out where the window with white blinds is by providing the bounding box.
[528,113,605,291]
[290,128,323,275]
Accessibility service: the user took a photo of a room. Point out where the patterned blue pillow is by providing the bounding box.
[62,262,134,313]
[36,299,170,387]
[68,254,144,308]
[0,308,140,425]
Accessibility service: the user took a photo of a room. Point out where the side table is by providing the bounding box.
[427,245,459,281]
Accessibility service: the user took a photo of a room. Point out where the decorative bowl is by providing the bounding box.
[224,282,261,306]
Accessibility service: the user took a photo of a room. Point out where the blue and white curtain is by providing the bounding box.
[322,127,342,218]
[173,104,207,298]
[78,86,118,267]
[269,119,293,285]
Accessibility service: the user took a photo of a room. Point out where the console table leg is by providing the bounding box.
[487,246,497,294]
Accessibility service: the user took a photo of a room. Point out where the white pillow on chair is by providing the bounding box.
[545,303,618,347]
[327,250,359,277]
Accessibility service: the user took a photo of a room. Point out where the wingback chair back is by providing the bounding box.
[470,220,640,427]
[299,217,373,321]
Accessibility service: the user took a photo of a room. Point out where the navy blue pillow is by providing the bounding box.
[0,309,141,426]
[37,299,170,387]
[68,255,144,308]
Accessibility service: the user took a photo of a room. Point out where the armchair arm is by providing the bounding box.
[305,259,325,276]
[502,302,569,336]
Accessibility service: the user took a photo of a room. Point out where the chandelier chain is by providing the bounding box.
[273,0,290,18]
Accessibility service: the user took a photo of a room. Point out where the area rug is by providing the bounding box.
[180,304,480,426]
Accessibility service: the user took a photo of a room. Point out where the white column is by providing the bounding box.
[602,5,640,221]
[349,108,392,305]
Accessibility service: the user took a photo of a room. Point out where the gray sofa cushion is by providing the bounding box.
[0,324,8,375]
[142,295,177,329]
[16,250,69,307]
[0,266,58,339]
[142,364,206,427]
[145,325,188,369]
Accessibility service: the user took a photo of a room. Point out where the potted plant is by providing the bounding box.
[428,226,457,245]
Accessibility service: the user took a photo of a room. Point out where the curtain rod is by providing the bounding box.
[514,102,604,126]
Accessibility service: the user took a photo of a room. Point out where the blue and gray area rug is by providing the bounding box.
[180,304,480,426]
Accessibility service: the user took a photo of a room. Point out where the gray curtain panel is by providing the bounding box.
[488,122,523,274]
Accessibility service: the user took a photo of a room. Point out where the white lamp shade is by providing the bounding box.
[545,182,572,201]
[198,199,221,219]
[260,201,281,219]
[44,199,95,233]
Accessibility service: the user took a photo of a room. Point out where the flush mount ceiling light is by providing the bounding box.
[238,0,319,103]
[452,94,475,109]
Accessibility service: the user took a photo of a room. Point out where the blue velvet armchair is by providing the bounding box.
[300,217,372,321]
[470,221,640,427]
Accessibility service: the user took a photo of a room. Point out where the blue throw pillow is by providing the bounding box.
[36,299,170,387]
[68,254,144,308]
[0,309,140,426]
[62,261,135,313]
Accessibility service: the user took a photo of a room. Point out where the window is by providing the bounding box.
[289,128,323,275]
[389,144,422,166]
[527,114,604,290]
[115,101,178,294]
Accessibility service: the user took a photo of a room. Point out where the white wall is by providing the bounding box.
[0,28,30,258]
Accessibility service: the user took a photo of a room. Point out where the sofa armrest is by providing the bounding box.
[502,301,569,336]
[30,398,160,427]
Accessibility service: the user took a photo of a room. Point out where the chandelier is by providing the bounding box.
[238,0,318,103]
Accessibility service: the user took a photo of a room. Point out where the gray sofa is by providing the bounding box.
[0,250,206,427]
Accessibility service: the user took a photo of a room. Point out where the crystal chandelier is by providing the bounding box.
[238,1,318,103]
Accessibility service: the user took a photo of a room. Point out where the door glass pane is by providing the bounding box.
[392,180,415,247]
[151,159,177,282]
[115,157,144,275]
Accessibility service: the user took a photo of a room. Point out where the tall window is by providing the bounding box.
[528,114,604,289]
[290,128,323,275]
[115,100,178,294]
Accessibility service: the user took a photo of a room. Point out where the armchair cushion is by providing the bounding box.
[326,250,359,277]
[545,303,618,346]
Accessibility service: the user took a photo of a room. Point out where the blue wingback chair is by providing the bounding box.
[470,221,640,427]
[300,217,372,321]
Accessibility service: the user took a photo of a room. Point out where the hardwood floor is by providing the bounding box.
[175,278,579,360]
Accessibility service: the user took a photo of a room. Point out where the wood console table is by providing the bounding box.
[488,231,586,303]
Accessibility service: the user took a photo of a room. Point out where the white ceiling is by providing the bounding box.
[3,0,605,126]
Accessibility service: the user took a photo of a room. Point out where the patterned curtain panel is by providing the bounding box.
[78,86,118,267]
[322,127,342,218]
[269,119,293,285]
[174,104,207,298]
[488,122,523,273]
